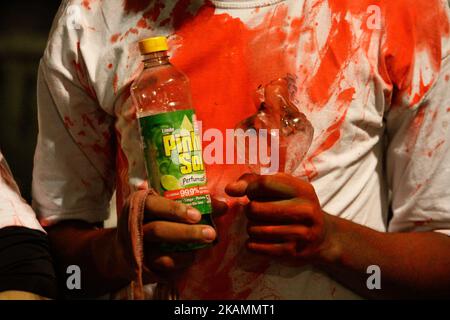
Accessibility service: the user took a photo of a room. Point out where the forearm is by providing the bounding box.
[47,221,135,298]
[317,214,450,299]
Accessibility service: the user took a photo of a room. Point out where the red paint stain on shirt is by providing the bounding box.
[414,218,433,227]
[137,18,148,29]
[410,74,432,106]
[336,87,356,110]
[169,3,294,299]
[172,0,195,30]
[64,116,75,128]
[405,104,427,153]
[123,0,150,13]
[113,74,119,95]
[111,33,121,44]
[305,108,349,180]
[72,42,97,100]
[427,140,445,158]
[81,114,96,131]
[108,63,113,69]
[82,0,91,10]
[326,0,449,107]
[91,143,110,157]
[142,0,165,23]
[307,16,353,107]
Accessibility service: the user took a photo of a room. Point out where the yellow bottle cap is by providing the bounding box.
[139,36,169,54]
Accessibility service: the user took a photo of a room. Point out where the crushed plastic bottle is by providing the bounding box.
[235,77,314,174]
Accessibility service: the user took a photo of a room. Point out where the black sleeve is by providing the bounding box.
[0,226,57,299]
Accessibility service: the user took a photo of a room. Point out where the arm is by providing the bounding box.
[46,221,133,298]
[226,174,450,299]
[318,215,450,299]
[225,0,450,299]
[46,194,220,299]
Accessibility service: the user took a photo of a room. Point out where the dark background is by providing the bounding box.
[0,1,62,201]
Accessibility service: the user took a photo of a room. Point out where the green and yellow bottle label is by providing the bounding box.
[139,109,213,252]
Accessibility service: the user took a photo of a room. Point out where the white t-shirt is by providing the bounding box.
[33,0,450,299]
[0,151,43,232]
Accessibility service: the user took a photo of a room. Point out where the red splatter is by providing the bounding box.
[108,63,113,69]
[81,114,96,131]
[170,4,296,134]
[445,75,449,82]
[414,218,433,227]
[64,116,75,128]
[123,0,149,13]
[110,33,121,44]
[160,18,170,26]
[427,140,445,157]
[170,4,295,299]
[137,18,148,29]
[380,0,449,105]
[336,87,356,110]
[288,17,304,46]
[172,0,195,30]
[307,16,353,107]
[142,0,165,23]
[113,74,119,95]
[72,42,97,100]
[91,143,109,157]
[82,0,91,10]
[324,0,449,107]
[78,130,87,137]
[410,73,432,106]
[405,105,427,153]
[307,108,349,163]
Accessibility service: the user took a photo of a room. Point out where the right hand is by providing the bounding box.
[142,194,227,280]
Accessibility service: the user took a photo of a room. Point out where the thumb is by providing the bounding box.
[225,173,260,197]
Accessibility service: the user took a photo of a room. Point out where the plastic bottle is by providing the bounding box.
[131,36,214,252]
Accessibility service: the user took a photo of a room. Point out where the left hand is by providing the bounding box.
[225,173,332,263]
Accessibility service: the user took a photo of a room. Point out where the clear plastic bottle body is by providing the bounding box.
[132,52,193,117]
[131,50,214,253]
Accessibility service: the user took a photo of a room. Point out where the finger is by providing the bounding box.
[211,197,228,218]
[225,173,260,197]
[246,173,316,201]
[145,194,201,224]
[143,221,216,244]
[247,224,311,242]
[146,251,195,273]
[246,240,297,257]
[246,199,315,225]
